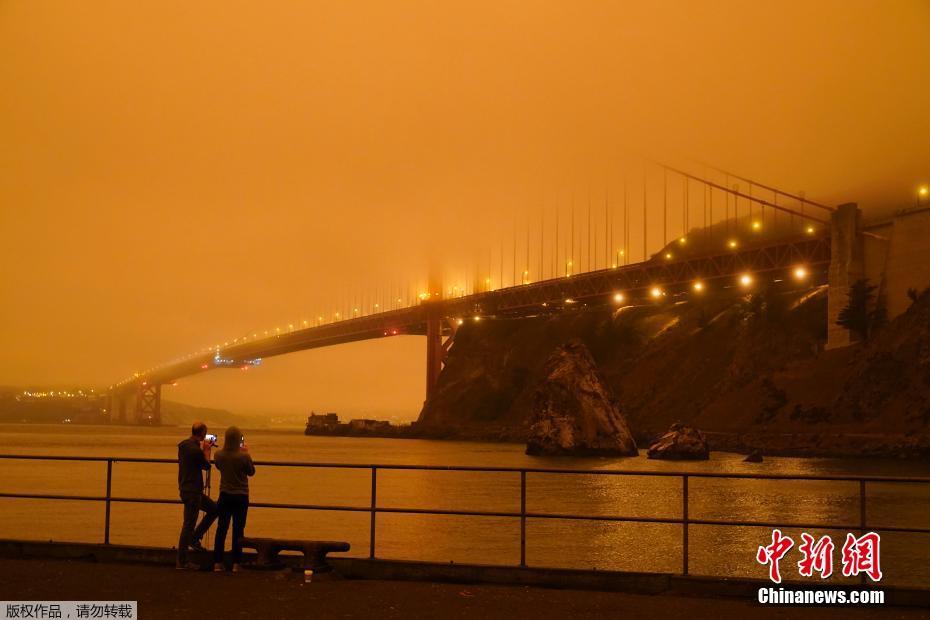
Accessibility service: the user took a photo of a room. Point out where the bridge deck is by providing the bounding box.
[113,235,830,395]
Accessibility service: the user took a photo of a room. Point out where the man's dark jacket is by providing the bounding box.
[177,437,210,495]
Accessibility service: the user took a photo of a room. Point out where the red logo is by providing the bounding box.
[757,530,882,583]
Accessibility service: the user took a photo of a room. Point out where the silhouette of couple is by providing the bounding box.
[176,422,255,571]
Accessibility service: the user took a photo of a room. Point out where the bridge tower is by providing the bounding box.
[134,382,162,425]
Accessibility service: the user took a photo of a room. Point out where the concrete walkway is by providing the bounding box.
[0,559,925,620]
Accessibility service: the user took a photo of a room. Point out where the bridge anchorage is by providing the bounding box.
[107,163,930,425]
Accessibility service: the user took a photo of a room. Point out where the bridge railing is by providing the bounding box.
[1,454,928,580]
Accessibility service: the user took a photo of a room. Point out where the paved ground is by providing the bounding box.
[0,559,926,619]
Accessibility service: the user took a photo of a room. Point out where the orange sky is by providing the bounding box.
[2,1,929,421]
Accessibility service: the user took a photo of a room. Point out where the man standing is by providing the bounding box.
[176,421,218,569]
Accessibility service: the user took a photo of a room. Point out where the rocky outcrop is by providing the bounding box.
[646,423,709,460]
[525,340,638,456]
[415,284,930,458]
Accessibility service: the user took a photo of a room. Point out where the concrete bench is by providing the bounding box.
[239,537,350,571]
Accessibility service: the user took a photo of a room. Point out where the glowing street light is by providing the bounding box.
[794,266,808,281]
[679,237,687,245]
[728,239,738,249]
[752,221,762,231]
[919,185,929,206]
[739,273,753,288]
[613,292,625,303]
[693,281,704,292]
[650,286,663,299]
[806,226,815,235]
[665,252,673,260]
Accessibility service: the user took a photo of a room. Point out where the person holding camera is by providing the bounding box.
[213,425,255,573]
[176,421,219,569]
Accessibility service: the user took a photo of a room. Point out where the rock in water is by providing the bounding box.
[525,339,638,456]
[743,449,763,463]
[646,423,710,460]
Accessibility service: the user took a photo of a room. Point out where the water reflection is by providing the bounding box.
[0,424,928,587]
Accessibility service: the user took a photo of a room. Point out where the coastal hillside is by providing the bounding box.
[418,283,930,456]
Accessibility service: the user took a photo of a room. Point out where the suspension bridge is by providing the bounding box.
[107,162,841,424]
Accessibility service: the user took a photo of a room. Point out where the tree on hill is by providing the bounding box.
[836,278,886,341]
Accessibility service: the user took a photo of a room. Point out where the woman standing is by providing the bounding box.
[213,425,255,572]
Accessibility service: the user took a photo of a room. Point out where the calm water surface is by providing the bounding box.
[1,424,928,587]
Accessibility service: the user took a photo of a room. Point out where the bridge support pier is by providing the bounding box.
[425,313,444,401]
[134,383,161,425]
[826,203,864,350]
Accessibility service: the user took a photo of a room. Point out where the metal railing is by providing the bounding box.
[1,454,929,576]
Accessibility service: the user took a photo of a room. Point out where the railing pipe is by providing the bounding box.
[520,470,527,568]
[682,474,689,576]
[104,459,113,545]
[370,466,377,559]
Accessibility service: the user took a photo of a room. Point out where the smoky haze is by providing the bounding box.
[1,1,928,422]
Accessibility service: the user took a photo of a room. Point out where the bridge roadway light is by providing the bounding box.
[740,273,753,288]
[752,221,762,231]
[679,237,687,245]
[693,281,704,292]
[794,266,808,281]
[728,239,738,249]
[665,252,673,260]
[650,286,663,299]
[613,292,625,303]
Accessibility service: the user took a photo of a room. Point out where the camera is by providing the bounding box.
[205,434,217,446]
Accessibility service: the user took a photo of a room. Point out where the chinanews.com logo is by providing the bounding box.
[754,529,885,605]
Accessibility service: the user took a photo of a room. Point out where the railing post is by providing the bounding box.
[520,470,526,568]
[859,479,867,584]
[104,459,113,545]
[369,467,377,559]
[682,474,689,576]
